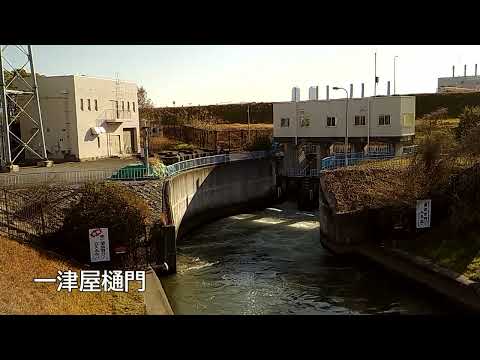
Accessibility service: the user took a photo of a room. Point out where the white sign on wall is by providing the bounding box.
[416,200,431,229]
[89,228,110,262]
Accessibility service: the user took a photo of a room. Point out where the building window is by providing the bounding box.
[327,116,336,127]
[122,101,125,111]
[280,118,290,127]
[97,137,100,148]
[378,114,391,125]
[116,101,119,118]
[95,99,98,111]
[80,99,84,111]
[132,102,136,112]
[354,115,366,126]
[300,112,310,127]
[127,102,130,111]
[87,99,91,111]
[402,113,414,127]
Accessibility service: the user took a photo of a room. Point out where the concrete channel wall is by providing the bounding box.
[318,177,480,312]
[165,158,277,238]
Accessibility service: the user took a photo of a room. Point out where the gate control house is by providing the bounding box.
[273,88,416,171]
[19,74,140,161]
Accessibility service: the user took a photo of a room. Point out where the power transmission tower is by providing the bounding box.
[0,45,48,168]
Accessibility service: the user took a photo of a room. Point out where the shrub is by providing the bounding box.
[455,105,480,140]
[148,157,168,176]
[417,107,448,137]
[420,133,444,170]
[423,107,449,120]
[459,125,480,156]
[59,182,151,263]
[447,163,480,234]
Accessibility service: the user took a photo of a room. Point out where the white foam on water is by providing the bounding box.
[252,217,287,225]
[266,207,283,212]
[288,221,320,229]
[229,213,256,220]
[181,261,220,273]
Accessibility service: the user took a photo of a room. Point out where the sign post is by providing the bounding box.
[89,228,111,263]
[416,200,431,229]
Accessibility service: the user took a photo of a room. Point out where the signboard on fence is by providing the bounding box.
[89,228,110,262]
[416,200,431,229]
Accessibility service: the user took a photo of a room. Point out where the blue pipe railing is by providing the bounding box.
[165,151,269,177]
[320,151,395,171]
[110,151,271,180]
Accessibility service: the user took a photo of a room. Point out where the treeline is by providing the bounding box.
[153,102,273,125]
[412,92,480,118]
[150,93,480,125]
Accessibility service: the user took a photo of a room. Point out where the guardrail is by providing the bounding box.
[110,166,157,181]
[280,152,398,178]
[321,152,395,170]
[165,150,269,177]
[0,169,120,188]
[0,151,272,188]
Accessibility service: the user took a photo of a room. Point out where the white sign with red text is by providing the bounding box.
[89,228,110,262]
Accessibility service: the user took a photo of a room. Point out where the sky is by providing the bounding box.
[7,45,480,107]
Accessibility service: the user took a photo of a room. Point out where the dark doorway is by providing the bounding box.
[123,128,136,154]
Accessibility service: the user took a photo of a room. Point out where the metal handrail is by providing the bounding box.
[165,150,269,177]
[321,151,396,171]
[279,152,400,177]
[0,151,271,188]
[0,168,121,188]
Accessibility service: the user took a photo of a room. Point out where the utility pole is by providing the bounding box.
[142,121,150,175]
[368,52,378,156]
[247,104,250,143]
[333,87,349,167]
[394,56,398,95]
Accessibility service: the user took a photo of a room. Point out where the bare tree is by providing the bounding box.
[137,86,155,122]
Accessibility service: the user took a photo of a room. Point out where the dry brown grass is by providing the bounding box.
[0,236,145,315]
[149,136,179,148]
[321,155,474,213]
[149,136,198,152]
[321,165,414,213]
[415,117,459,146]
[320,115,470,213]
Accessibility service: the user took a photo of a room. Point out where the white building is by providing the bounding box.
[273,91,415,170]
[437,76,480,93]
[438,65,480,93]
[19,74,140,161]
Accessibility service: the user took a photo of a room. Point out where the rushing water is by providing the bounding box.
[162,202,451,315]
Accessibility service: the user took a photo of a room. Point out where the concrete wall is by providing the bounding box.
[273,96,415,140]
[18,75,80,160]
[165,159,277,237]
[318,184,370,250]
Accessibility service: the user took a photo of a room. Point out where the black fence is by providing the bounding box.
[0,188,56,242]
[158,125,272,151]
[0,186,157,270]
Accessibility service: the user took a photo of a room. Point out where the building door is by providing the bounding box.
[123,128,135,154]
[111,135,121,155]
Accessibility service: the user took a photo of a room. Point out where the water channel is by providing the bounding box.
[162,202,452,314]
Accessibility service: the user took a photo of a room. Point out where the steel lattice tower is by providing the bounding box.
[0,45,47,168]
